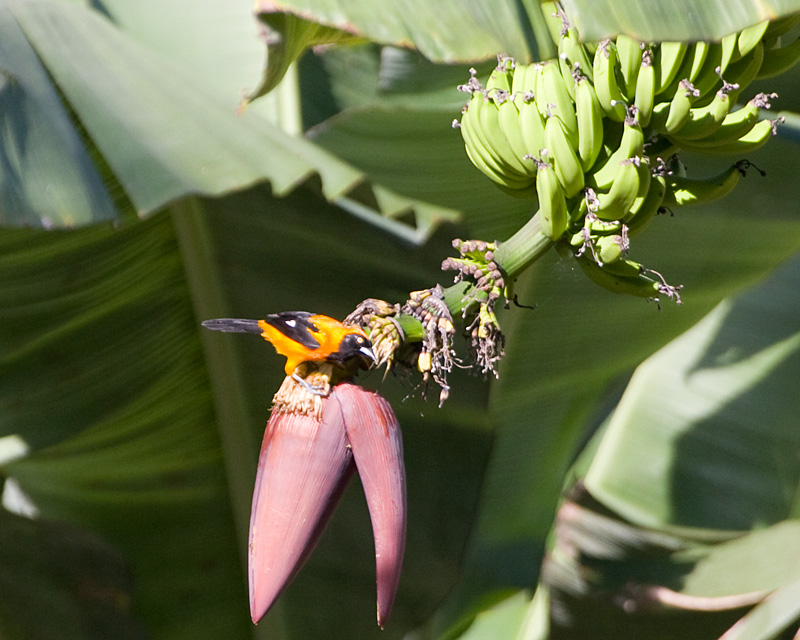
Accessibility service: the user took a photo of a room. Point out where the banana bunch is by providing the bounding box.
[455,2,800,301]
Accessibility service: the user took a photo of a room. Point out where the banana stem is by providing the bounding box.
[391,281,485,338]
[492,211,554,279]
[371,211,547,349]
[388,212,548,342]
[367,281,485,355]
[442,280,485,316]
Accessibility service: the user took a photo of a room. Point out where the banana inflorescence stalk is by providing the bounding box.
[454,2,799,303]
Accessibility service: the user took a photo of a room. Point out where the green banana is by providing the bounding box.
[568,189,590,226]
[624,174,667,236]
[559,25,595,82]
[628,154,652,213]
[647,100,670,132]
[460,104,508,186]
[540,0,568,44]
[692,36,738,99]
[511,62,533,98]
[519,93,547,160]
[544,113,585,197]
[484,91,535,177]
[461,116,512,188]
[674,117,777,155]
[593,157,641,220]
[634,48,656,127]
[461,98,536,192]
[722,40,765,102]
[568,227,591,248]
[720,31,740,76]
[659,41,709,98]
[616,34,642,100]
[734,20,770,61]
[472,90,530,178]
[593,39,629,121]
[666,84,742,141]
[579,212,624,237]
[575,253,665,298]
[497,91,538,177]
[588,113,644,189]
[689,47,723,99]
[664,79,701,133]
[536,159,569,240]
[598,254,647,277]
[486,57,514,92]
[663,162,747,206]
[554,23,587,103]
[651,80,708,137]
[535,61,579,146]
[680,92,775,146]
[596,233,629,265]
[709,102,767,145]
[558,56,577,101]
[602,258,682,303]
[687,41,711,82]
[655,41,688,94]
[575,73,605,171]
[677,96,733,142]
[758,37,800,79]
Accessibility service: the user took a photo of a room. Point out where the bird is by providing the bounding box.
[202,311,376,390]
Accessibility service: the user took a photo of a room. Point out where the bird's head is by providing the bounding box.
[329,331,377,370]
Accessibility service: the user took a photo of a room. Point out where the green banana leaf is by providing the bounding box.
[536,249,800,639]
[0,505,145,639]
[249,0,800,90]
[252,0,554,65]
[3,1,800,639]
[0,6,116,227]
[561,0,800,42]
[0,0,458,239]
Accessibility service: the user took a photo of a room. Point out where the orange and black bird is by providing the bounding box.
[202,312,376,384]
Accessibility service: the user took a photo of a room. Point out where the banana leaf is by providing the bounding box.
[249,0,800,89]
